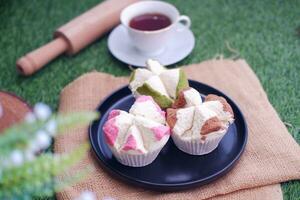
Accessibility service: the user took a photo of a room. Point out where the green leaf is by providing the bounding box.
[0,111,98,156]
[0,144,90,199]
[56,111,99,134]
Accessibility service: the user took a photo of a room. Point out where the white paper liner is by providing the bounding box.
[112,148,162,167]
[172,130,226,155]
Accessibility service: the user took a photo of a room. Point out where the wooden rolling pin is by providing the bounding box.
[16,0,139,76]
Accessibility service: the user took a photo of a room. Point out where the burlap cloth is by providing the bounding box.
[55,59,300,200]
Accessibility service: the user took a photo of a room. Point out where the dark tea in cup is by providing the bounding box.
[121,1,191,54]
[129,13,172,31]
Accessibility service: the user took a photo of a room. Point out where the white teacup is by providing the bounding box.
[120,1,191,56]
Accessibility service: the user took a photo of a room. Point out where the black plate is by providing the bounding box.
[89,80,247,191]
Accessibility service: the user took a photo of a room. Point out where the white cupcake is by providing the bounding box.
[103,96,170,167]
[167,94,234,155]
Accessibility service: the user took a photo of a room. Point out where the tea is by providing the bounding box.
[129,13,171,31]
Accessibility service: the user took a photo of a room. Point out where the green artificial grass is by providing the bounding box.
[0,0,299,199]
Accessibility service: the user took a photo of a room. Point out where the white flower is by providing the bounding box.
[45,119,57,136]
[24,150,35,161]
[25,112,36,123]
[35,130,51,149]
[10,150,24,166]
[76,191,96,200]
[28,140,41,153]
[34,103,52,120]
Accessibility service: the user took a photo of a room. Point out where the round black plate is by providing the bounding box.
[89,80,247,191]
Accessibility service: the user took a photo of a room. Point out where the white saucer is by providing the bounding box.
[108,24,195,67]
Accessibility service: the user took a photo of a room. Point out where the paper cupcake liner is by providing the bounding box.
[172,131,226,155]
[112,148,162,167]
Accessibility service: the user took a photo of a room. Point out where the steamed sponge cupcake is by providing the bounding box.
[103,96,170,167]
[129,59,189,108]
[129,95,166,124]
[167,94,234,155]
[172,87,202,108]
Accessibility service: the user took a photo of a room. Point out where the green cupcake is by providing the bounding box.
[129,59,189,109]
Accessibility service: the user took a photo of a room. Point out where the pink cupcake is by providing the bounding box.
[103,96,170,167]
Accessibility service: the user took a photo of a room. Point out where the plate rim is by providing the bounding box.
[89,80,248,190]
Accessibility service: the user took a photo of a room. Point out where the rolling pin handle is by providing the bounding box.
[16,37,68,76]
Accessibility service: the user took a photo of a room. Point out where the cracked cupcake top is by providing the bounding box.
[167,94,234,141]
[129,59,189,108]
[172,87,202,108]
[103,96,170,155]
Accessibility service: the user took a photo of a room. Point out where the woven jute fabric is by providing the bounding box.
[55,59,300,200]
